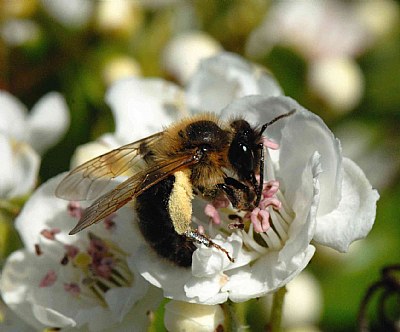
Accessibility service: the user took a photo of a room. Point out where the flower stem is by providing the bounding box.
[222,300,249,332]
[269,286,287,332]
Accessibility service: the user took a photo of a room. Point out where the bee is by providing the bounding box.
[56,110,295,267]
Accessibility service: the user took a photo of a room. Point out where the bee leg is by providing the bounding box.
[228,214,244,230]
[217,177,255,211]
[184,229,235,263]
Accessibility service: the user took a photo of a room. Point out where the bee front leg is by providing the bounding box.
[184,229,234,263]
[216,177,256,211]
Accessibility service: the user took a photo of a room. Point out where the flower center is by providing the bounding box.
[37,203,133,307]
[241,186,294,253]
[202,180,295,256]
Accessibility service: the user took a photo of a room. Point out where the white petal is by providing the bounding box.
[314,158,379,252]
[0,251,47,330]
[32,305,76,328]
[186,52,282,114]
[0,90,27,140]
[279,152,321,260]
[15,174,73,249]
[105,274,148,322]
[184,274,228,303]
[105,78,184,143]
[27,92,70,154]
[226,246,315,302]
[0,134,40,198]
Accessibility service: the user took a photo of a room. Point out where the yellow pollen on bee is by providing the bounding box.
[168,170,193,235]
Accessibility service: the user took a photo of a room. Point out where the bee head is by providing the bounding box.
[228,120,260,183]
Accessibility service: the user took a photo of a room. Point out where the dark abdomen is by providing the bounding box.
[135,176,196,267]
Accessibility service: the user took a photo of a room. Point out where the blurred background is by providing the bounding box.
[0,0,399,331]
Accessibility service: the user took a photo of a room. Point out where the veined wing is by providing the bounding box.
[55,132,162,201]
[69,149,202,234]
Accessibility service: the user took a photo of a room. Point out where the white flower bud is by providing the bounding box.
[102,55,142,86]
[164,301,224,332]
[308,57,364,113]
[95,1,143,36]
[163,31,223,84]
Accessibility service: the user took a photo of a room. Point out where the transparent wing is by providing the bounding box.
[69,150,202,234]
[55,132,162,201]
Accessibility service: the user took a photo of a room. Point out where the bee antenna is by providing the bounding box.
[259,109,296,136]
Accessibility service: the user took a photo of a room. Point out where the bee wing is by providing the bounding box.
[55,132,162,201]
[68,149,202,234]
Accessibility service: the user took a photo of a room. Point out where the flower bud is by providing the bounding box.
[308,57,364,113]
[164,300,224,332]
[163,31,222,84]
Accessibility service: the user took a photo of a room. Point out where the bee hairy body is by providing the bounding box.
[136,115,233,267]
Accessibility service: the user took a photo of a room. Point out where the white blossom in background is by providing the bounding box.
[335,121,400,191]
[353,0,399,42]
[164,301,224,332]
[0,90,70,155]
[162,31,223,84]
[0,19,41,47]
[0,174,162,331]
[245,0,378,113]
[101,55,142,87]
[307,57,364,112]
[95,1,143,36]
[39,0,94,29]
[262,272,323,328]
[98,53,378,304]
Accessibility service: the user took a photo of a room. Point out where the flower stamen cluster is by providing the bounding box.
[36,205,133,308]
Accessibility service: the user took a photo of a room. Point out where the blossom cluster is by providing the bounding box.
[0,53,379,331]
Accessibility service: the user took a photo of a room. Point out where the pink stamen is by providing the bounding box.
[262,180,280,198]
[197,225,205,235]
[204,195,230,225]
[262,137,279,150]
[205,203,221,225]
[93,257,115,279]
[65,244,79,258]
[39,270,57,287]
[250,208,271,233]
[40,228,61,240]
[104,214,116,231]
[249,180,282,233]
[259,197,282,211]
[64,282,81,297]
[68,201,84,219]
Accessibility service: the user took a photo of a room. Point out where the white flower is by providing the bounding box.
[245,0,372,113]
[164,300,224,332]
[0,90,70,155]
[162,31,223,84]
[0,174,162,331]
[307,57,364,112]
[1,19,41,47]
[68,53,378,305]
[0,133,39,199]
[95,1,143,36]
[262,272,323,328]
[39,0,94,29]
[246,0,370,60]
